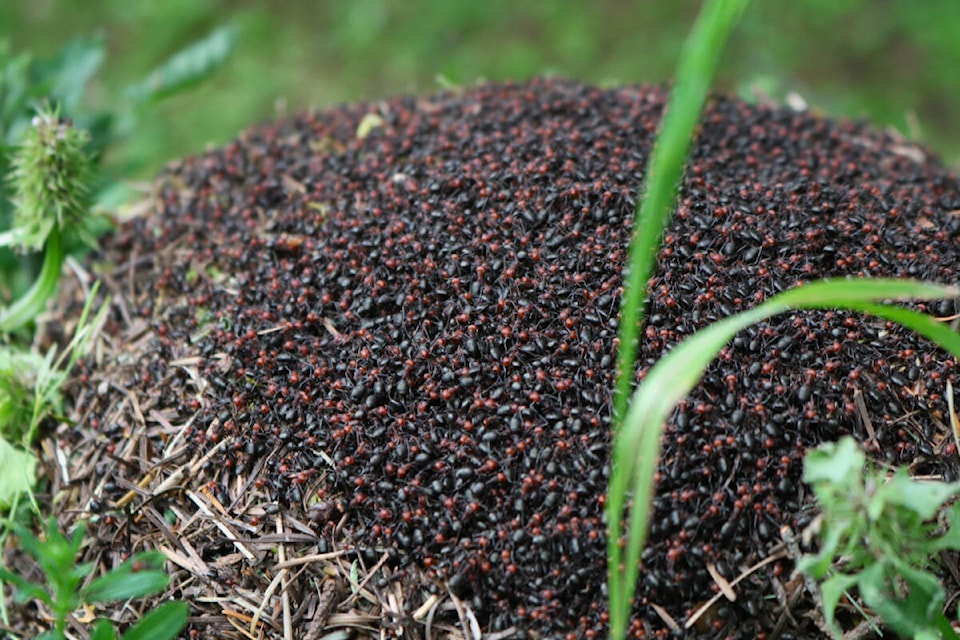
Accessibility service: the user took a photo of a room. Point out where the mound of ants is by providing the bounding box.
[29,78,960,638]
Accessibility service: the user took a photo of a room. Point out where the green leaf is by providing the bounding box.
[0,43,33,141]
[0,566,50,605]
[859,562,945,638]
[0,437,36,509]
[90,619,118,640]
[608,277,960,639]
[796,523,848,579]
[120,601,189,640]
[803,437,864,488]
[84,553,170,604]
[350,559,359,593]
[820,572,860,639]
[930,504,960,552]
[124,26,235,108]
[885,474,960,521]
[25,518,88,603]
[613,0,751,424]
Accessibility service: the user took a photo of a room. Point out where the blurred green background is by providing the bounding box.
[3,0,959,180]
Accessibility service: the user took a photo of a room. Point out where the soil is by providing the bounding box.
[8,78,960,639]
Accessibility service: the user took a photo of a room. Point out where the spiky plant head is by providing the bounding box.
[6,104,93,252]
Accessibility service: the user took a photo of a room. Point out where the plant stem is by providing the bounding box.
[608,0,750,635]
[612,0,750,426]
[0,230,64,334]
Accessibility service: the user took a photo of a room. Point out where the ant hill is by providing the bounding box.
[50,78,960,638]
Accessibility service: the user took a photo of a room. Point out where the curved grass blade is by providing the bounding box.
[607,278,960,635]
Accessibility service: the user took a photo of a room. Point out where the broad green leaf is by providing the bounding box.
[121,601,189,640]
[124,26,235,108]
[0,438,35,508]
[930,504,960,552]
[84,570,169,605]
[859,562,946,638]
[84,552,170,604]
[90,619,118,640]
[884,474,960,520]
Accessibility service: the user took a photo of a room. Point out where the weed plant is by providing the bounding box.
[0,518,187,640]
[0,26,234,312]
[800,437,960,639]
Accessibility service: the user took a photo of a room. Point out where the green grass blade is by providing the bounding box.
[607,278,960,635]
[608,1,751,632]
[613,0,750,426]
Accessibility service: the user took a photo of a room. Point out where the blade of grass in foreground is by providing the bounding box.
[607,0,750,636]
[606,278,960,634]
[613,0,750,425]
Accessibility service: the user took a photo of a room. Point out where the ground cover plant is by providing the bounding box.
[799,437,960,639]
[0,26,234,308]
[0,518,187,640]
[4,1,960,639]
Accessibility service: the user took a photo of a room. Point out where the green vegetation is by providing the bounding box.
[0,518,187,640]
[0,26,234,308]
[0,106,94,333]
[800,438,960,640]
[0,284,106,510]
